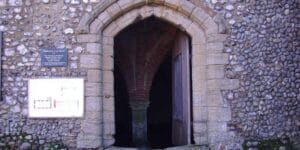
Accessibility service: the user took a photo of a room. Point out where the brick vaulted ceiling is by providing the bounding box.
[114,17,179,102]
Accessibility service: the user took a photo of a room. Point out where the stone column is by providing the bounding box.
[129,101,150,148]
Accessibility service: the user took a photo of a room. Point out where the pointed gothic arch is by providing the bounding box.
[75,0,239,149]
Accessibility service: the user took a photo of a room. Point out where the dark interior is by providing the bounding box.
[114,55,173,148]
[114,66,133,147]
[147,54,173,148]
[114,17,180,148]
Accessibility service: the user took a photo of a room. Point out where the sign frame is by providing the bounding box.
[28,78,84,118]
[40,48,68,67]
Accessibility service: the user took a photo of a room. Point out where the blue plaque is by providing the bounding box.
[41,48,68,67]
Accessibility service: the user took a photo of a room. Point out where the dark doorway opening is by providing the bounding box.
[147,54,173,149]
[113,16,192,148]
[114,66,133,147]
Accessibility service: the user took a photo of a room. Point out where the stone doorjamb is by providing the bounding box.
[75,0,239,149]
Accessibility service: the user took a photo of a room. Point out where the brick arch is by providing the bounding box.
[76,0,239,149]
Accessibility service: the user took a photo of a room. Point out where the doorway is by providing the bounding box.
[114,17,192,148]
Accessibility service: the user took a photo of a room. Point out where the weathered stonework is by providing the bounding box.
[77,0,235,149]
[0,0,298,149]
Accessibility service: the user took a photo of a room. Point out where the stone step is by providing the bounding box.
[105,145,209,150]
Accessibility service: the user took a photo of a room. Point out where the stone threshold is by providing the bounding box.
[105,145,209,150]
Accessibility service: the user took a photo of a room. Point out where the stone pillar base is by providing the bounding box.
[129,101,150,148]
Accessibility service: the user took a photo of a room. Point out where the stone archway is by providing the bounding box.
[76,0,239,149]
[113,16,192,148]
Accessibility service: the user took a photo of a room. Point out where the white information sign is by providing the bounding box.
[28,78,84,118]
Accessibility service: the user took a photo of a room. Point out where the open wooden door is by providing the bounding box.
[172,32,191,145]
